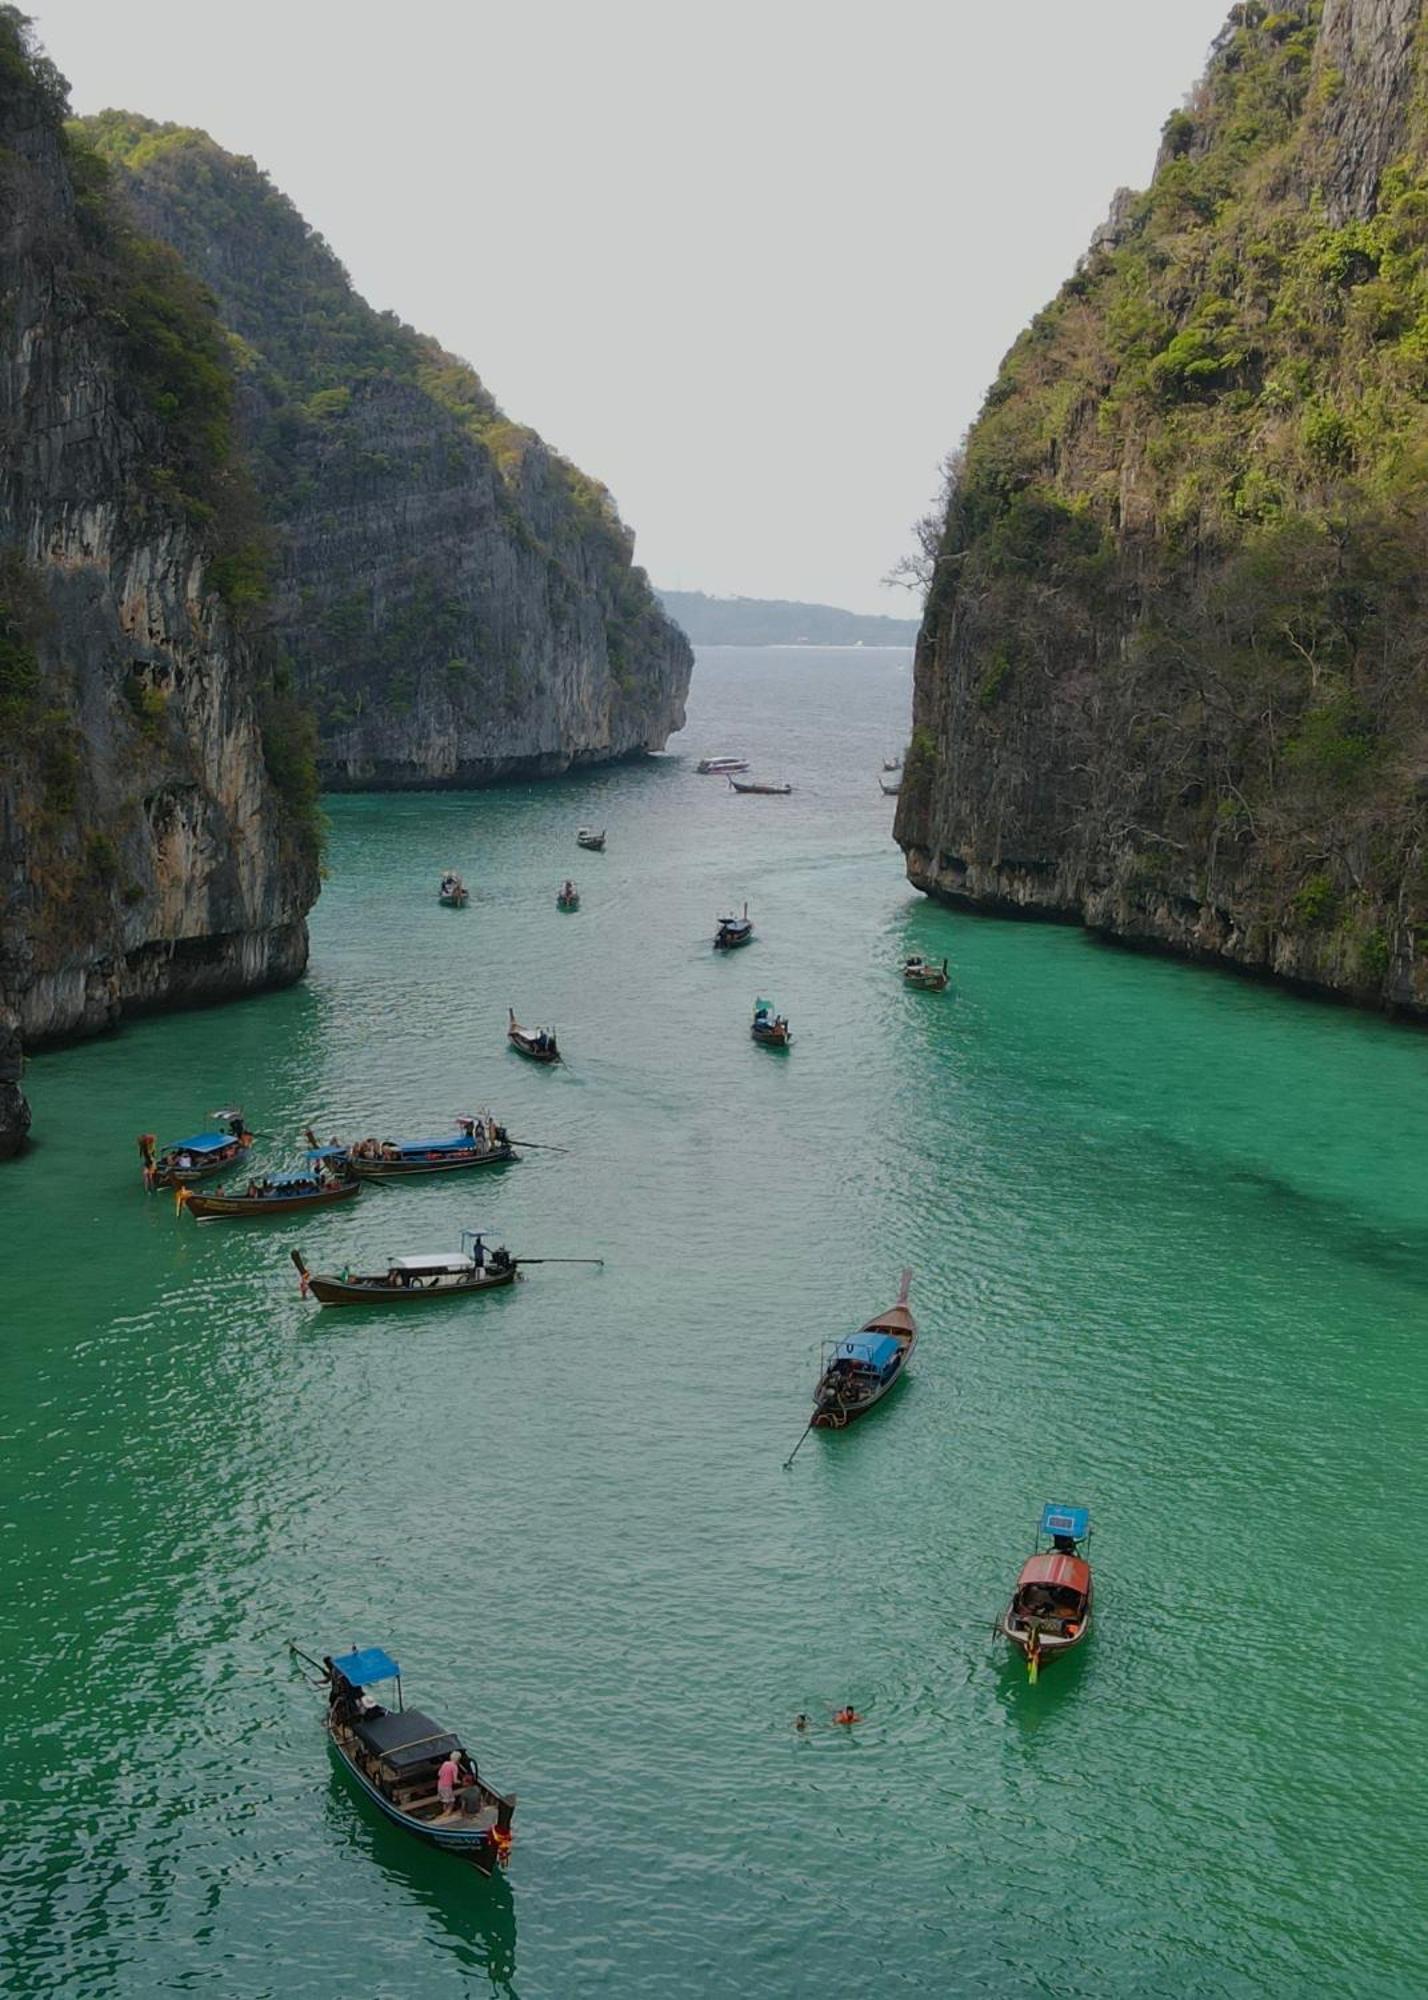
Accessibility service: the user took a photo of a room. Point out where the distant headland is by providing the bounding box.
[657,590,917,648]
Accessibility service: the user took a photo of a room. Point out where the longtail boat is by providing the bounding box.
[294,1644,516,1871]
[556,880,581,911]
[576,828,606,851]
[696,756,748,774]
[880,775,901,796]
[138,1111,252,1191]
[714,903,754,950]
[438,872,469,906]
[291,1234,520,1307]
[998,1504,1093,1681]
[302,1119,516,1178]
[810,1270,916,1428]
[729,777,792,795]
[883,756,902,772]
[507,1010,560,1062]
[751,998,792,1047]
[903,955,949,991]
[177,1166,360,1220]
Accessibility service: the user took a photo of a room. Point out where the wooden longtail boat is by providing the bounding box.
[696,756,748,774]
[291,1236,519,1307]
[714,903,754,950]
[296,1645,516,1871]
[302,1121,516,1179]
[177,1168,360,1220]
[438,872,469,906]
[751,998,792,1047]
[998,1504,1093,1681]
[556,881,581,911]
[903,955,949,992]
[883,757,902,773]
[576,828,606,851]
[729,778,792,795]
[138,1112,253,1191]
[880,775,901,795]
[810,1270,916,1428]
[507,1010,560,1062]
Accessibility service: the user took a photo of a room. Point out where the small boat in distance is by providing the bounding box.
[298,1644,516,1871]
[714,903,754,950]
[292,1233,519,1307]
[751,998,792,1047]
[508,1009,561,1062]
[882,756,902,772]
[729,778,793,795]
[879,775,901,796]
[303,1116,516,1178]
[697,756,749,774]
[438,871,469,906]
[557,880,580,911]
[810,1270,916,1429]
[998,1504,1094,1681]
[177,1163,360,1220]
[576,828,606,851]
[139,1110,253,1191]
[903,955,949,992]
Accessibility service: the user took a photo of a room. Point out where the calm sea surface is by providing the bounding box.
[2,646,1425,1997]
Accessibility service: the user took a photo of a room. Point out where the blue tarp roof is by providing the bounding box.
[168,1133,233,1154]
[1041,1503,1089,1541]
[331,1646,399,1685]
[835,1332,901,1372]
[398,1136,475,1153]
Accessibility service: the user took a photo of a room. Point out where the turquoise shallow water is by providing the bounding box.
[2,646,1426,1997]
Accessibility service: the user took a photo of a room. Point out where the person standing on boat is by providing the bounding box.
[437,1750,461,1815]
[471,1235,486,1273]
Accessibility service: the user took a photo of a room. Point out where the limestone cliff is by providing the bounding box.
[898,0,1428,1015]
[79,114,692,787]
[0,13,318,1151]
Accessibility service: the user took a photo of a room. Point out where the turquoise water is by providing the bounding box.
[2,646,1425,1996]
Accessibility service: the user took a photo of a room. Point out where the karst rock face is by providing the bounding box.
[82,114,692,789]
[0,19,318,1152]
[898,0,1428,1016]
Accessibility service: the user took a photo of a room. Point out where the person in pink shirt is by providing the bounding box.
[437,1752,460,1813]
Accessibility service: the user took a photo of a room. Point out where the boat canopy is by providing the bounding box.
[395,1136,478,1153]
[167,1132,235,1154]
[331,1645,400,1686]
[834,1332,901,1371]
[306,1147,347,1162]
[1017,1553,1091,1595]
[352,1708,462,1772]
[1040,1502,1089,1542]
[387,1253,475,1273]
[264,1175,318,1190]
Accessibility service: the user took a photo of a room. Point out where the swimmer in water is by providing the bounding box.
[793,1713,809,1731]
[833,1706,862,1726]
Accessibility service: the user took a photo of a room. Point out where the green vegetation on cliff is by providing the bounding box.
[75,108,688,782]
[908,0,1428,1011]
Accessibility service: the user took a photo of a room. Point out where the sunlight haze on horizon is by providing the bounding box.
[34,0,1231,614]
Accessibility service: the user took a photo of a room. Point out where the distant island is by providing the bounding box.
[657,590,918,647]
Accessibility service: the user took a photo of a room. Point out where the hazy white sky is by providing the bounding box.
[34,0,1229,612]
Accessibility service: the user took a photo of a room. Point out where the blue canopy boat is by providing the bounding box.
[139,1111,253,1190]
[176,1163,360,1220]
[294,1644,516,1871]
[811,1271,916,1428]
[751,998,791,1046]
[303,1117,516,1179]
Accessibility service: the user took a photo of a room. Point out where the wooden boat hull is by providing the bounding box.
[811,1355,909,1426]
[349,1145,516,1179]
[998,1605,1093,1667]
[714,931,753,950]
[305,1265,519,1307]
[556,897,580,911]
[148,1143,253,1190]
[904,974,948,992]
[729,782,791,794]
[508,1032,560,1063]
[751,1026,791,1047]
[576,837,605,851]
[326,1731,513,1869]
[184,1181,360,1219]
